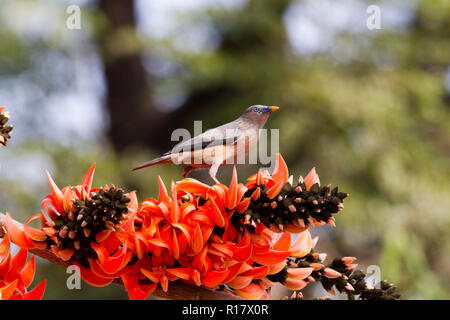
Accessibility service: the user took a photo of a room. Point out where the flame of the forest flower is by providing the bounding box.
[0,234,46,300]
[5,164,137,288]
[3,154,358,300]
[303,167,320,190]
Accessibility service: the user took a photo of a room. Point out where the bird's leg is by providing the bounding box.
[209,163,221,185]
[182,166,196,179]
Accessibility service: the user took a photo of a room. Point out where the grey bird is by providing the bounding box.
[132,105,279,183]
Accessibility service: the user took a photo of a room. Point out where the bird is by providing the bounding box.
[132,105,279,183]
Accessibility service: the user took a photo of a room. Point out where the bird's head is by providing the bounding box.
[240,105,279,126]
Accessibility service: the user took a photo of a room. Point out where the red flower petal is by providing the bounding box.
[304,167,320,190]
[191,223,203,254]
[268,261,286,275]
[45,170,64,213]
[100,245,128,274]
[95,229,112,243]
[81,163,96,197]
[57,248,74,261]
[171,223,192,243]
[23,225,47,242]
[209,197,225,228]
[147,238,171,250]
[222,262,243,282]
[122,275,155,300]
[62,187,74,213]
[225,166,239,209]
[176,178,210,195]
[284,278,308,290]
[166,268,191,281]
[287,267,313,280]
[235,281,266,300]
[273,232,291,251]
[227,276,253,290]
[202,269,229,288]
[160,274,169,292]
[75,263,113,287]
[89,259,125,279]
[232,243,252,262]
[5,213,34,249]
[20,256,36,288]
[210,243,233,257]
[140,268,160,283]
[90,242,108,264]
[170,182,180,223]
[252,242,270,255]
[172,229,180,259]
[0,279,18,300]
[11,248,28,273]
[134,233,148,260]
[290,231,312,258]
[252,248,291,266]
[235,197,251,214]
[272,153,289,186]
[239,265,269,279]
[21,279,46,300]
[0,234,11,257]
[265,178,284,199]
[158,176,169,202]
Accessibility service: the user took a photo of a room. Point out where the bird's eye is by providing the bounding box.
[253,107,258,112]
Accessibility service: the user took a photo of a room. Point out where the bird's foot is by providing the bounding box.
[209,173,221,185]
[212,176,221,185]
[209,164,221,185]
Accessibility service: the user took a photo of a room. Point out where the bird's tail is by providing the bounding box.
[132,155,170,171]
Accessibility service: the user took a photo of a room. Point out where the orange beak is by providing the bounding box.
[270,106,279,112]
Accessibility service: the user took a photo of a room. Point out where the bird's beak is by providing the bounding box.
[270,106,279,113]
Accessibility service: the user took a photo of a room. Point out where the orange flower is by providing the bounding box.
[219,227,314,299]
[242,157,346,233]
[5,164,137,287]
[246,153,289,198]
[233,281,267,300]
[0,234,46,300]
[3,154,348,300]
[283,266,313,290]
[128,176,240,295]
[120,168,311,299]
[302,167,320,191]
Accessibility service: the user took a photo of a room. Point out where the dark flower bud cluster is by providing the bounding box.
[0,108,13,146]
[358,279,400,300]
[49,186,130,264]
[235,180,348,232]
[285,251,400,300]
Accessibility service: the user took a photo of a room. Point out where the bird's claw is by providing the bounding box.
[209,173,220,185]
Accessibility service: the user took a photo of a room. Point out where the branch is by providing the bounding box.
[0,213,242,300]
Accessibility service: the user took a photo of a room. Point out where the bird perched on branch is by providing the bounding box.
[132,105,279,183]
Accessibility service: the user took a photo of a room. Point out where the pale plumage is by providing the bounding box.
[132,105,279,183]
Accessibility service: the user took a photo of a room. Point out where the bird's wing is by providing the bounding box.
[166,122,242,155]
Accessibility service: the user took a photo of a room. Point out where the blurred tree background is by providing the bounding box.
[0,0,449,299]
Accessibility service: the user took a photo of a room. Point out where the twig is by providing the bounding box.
[0,212,242,300]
